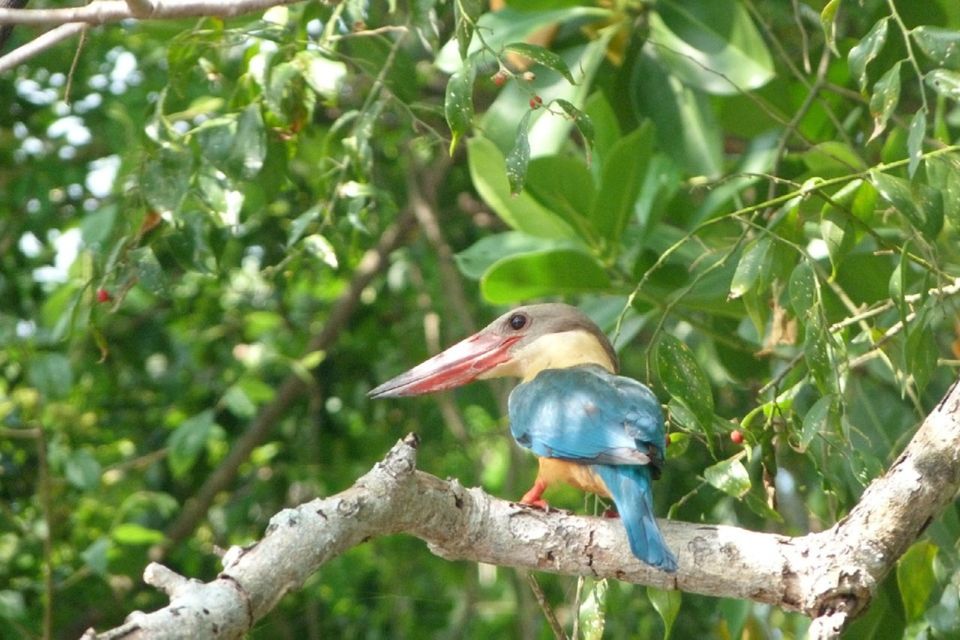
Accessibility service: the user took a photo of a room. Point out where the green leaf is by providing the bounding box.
[553,98,595,155]
[801,141,867,175]
[925,68,960,101]
[632,50,723,178]
[704,455,750,498]
[912,26,960,70]
[590,122,654,252]
[65,449,102,491]
[167,409,216,478]
[820,211,855,275]
[526,156,596,240]
[868,60,902,142]
[804,315,839,395]
[799,394,836,451]
[130,246,169,296]
[454,0,483,60]
[466,137,576,238]
[907,109,927,178]
[503,42,576,84]
[193,105,266,180]
[925,154,960,229]
[647,586,681,639]
[445,60,476,154]
[28,352,73,399]
[111,523,166,546]
[480,249,610,303]
[907,322,939,394]
[455,232,582,279]
[820,0,840,56]
[848,17,889,93]
[869,170,943,239]
[583,91,620,166]
[656,334,714,437]
[897,541,938,622]
[80,538,111,576]
[647,0,774,95]
[141,145,193,213]
[729,237,772,300]
[579,579,609,640]
[506,110,534,194]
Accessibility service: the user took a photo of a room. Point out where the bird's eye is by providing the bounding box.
[508,313,527,331]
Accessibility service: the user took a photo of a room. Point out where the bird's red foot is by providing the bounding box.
[602,507,619,519]
[519,478,549,509]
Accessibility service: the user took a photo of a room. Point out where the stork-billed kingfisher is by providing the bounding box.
[369,303,678,572]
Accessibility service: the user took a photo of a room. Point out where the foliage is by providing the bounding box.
[1,0,960,638]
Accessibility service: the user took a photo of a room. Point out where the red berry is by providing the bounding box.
[96,289,111,303]
[492,71,507,87]
[730,429,744,445]
[529,95,543,109]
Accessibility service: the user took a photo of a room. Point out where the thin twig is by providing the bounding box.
[527,572,570,640]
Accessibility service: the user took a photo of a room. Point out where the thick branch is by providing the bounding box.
[0,0,303,26]
[86,379,960,639]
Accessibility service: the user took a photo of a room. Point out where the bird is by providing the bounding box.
[369,303,678,572]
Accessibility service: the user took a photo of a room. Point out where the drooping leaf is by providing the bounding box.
[820,0,840,56]
[647,586,682,639]
[729,236,772,300]
[906,321,939,394]
[656,333,715,438]
[799,394,836,451]
[848,17,889,92]
[506,109,534,194]
[445,60,476,154]
[454,0,483,60]
[553,98,595,157]
[579,579,609,640]
[647,0,774,95]
[804,315,839,396]
[868,60,901,142]
[897,541,938,622]
[704,455,750,498]
[503,42,576,84]
[906,109,927,178]
[480,248,610,303]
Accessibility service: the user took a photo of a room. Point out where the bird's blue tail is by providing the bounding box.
[594,465,678,572]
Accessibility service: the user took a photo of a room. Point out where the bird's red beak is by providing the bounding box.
[369,332,522,398]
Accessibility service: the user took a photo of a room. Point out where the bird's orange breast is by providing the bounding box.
[537,457,610,498]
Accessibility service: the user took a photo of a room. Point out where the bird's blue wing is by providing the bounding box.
[508,364,665,469]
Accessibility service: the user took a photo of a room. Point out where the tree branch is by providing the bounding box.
[0,0,308,72]
[86,378,960,638]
